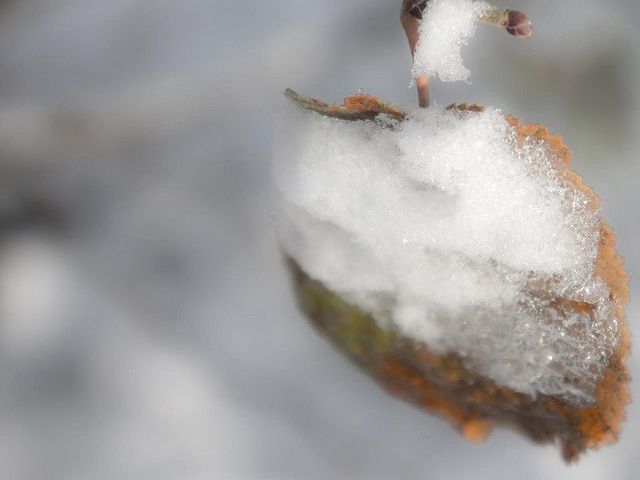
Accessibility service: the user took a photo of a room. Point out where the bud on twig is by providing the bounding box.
[479,8,533,37]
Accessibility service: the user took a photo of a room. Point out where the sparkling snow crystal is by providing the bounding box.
[412,0,492,82]
[273,102,619,405]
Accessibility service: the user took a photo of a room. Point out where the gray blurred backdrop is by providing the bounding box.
[0,1,638,479]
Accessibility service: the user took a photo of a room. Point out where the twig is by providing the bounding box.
[401,0,533,108]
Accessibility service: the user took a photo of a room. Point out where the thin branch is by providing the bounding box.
[401,1,533,108]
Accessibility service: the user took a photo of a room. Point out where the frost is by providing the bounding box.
[273,102,619,405]
[412,0,492,82]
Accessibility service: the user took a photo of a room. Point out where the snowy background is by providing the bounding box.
[0,1,638,479]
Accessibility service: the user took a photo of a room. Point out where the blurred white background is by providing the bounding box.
[0,1,638,479]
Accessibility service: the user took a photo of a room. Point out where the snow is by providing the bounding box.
[412,0,492,82]
[273,102,619,405]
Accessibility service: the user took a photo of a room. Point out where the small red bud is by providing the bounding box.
[506,10,533,38]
